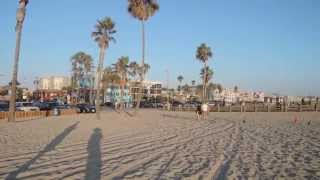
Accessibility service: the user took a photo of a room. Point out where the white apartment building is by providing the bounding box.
[213,88,237,104]
[39,76,70,90]
[129,80,162,101]
[213,88,265,104]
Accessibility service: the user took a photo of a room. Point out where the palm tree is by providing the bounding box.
[128,61,140,80]
[234,86,239,93]
[177,75,183,95]
[8,0,29,122]
[92,17,116,119]
[191,80,196,86]
[71,51,93,103]
[114,56,130,110]
[128,0,159,110]
[101,66,120,104]
[33,77,40,90]
[200,66,214,84]
[196,43,213,103]
[201,67,214,100]
[191,80,196,96]
[102,67,120,91]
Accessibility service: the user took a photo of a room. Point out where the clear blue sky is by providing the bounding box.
[1,0,319,96]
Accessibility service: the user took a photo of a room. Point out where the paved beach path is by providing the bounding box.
[0,110,319,179]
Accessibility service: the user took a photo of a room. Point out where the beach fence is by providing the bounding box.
[0,109,77,123]
[167,104,319,113]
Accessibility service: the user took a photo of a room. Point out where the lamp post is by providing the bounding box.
[8,0,29,122]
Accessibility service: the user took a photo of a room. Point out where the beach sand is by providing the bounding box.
[0,110,319,179]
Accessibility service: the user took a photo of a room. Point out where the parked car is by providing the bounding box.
[33,101,70,111]
[172,101,184,107]
[140,101,154,108]
[16,102,40,112]
[76,104,96,113]
[152,103,164,108]
[0,101,9,112]
[33,101,50,111]
[184,101,201,108]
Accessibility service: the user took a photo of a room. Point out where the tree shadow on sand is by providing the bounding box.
[85,128,103,180]
[5,121,79,180]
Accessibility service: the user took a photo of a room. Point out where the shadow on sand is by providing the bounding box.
[6,121,79,180]
[85,128,103,180]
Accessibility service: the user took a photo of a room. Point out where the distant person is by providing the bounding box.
[196,105,202,120]
[201,103,209,120]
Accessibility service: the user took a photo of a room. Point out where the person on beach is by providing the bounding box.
[201,103,208,120]
[196,105,202,120]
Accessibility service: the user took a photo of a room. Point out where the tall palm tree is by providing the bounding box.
[128,0,159,110]
[9,0,29,122]
[71,51,93,103]
[196,43,213,103]
[114,56,130,110]
[92,17,116,119]
[177,75,183,95]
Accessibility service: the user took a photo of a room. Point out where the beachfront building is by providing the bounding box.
[104,86,132,106]
[253,91,265,103]
[264,94,284,104]
[129,80,162,102]
[212,88,237,105]
[33,76,70,101]
[39,76,70,90]
[212,87,265,105]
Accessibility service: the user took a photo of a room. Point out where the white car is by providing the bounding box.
[16,102,40,112]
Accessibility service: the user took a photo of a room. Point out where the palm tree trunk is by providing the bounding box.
[136,20,146,111]
[90,76,94,104]
[8,21,24,122]
[202,62,207,104]
[95,47,106,120]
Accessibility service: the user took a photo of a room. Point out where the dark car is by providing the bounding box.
[172,101,184,107]
[76,104,96,113]
[34,101,70,111]
[0,102,9,112]
[33,102,50,111]
[140,101,154,108]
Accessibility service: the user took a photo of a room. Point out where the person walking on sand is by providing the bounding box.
[201,103,208,120]
[196,104,202,120]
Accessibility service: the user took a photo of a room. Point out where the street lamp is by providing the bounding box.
[8,0,29,122]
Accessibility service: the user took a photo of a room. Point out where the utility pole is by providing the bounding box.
[9,0,29,122]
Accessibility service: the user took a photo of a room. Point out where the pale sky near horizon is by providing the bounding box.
[0,0,319,96]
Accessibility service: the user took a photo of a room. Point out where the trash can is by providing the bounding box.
[53,108,60,116]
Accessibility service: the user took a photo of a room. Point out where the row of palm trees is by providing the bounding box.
[8,0,215,121]
[90,0,159,118]
[8,0,160,121]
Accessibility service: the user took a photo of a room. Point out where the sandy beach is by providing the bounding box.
[0,110,319,179]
